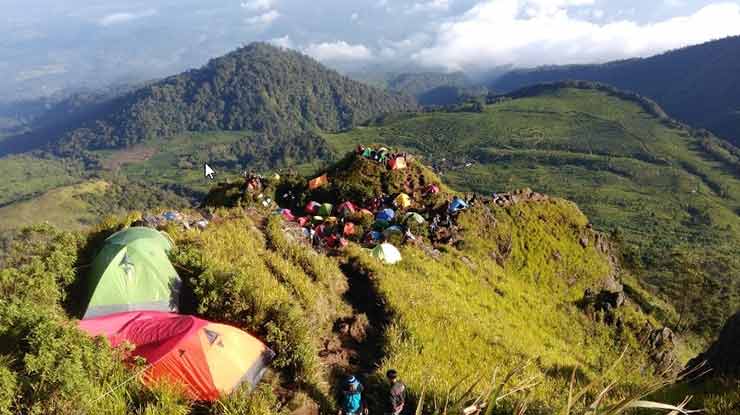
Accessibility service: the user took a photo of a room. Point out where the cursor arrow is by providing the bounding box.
[204,163,216,180]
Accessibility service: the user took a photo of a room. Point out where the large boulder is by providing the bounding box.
[688,311,740,376]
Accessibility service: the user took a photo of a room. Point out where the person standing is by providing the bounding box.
[339,375,367,415]
[386,369,406,415]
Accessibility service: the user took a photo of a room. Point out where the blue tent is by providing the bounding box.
[367,231,384,242]
[448,198,469,214]
[376,208,395,222]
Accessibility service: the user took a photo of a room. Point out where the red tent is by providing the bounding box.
[343,222,355,236]
[425,184,440,195]
[78,311,274,401]
[281,209,295,221]
[297,216,311,227]
[304,201,321,214]
[337,201,356,216]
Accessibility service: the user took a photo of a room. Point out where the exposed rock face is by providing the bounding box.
[689,311,740,376]
[644,326,679,374]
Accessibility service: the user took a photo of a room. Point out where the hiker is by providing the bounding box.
[386,370,406,415]
[339,375,367,415]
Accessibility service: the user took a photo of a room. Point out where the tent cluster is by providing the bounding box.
[357,145,409,170]
[78,226,273,401]
[277,168,471,264]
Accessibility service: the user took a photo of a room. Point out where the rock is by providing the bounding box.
[643,326,679,374]
[688,311,740,377]
[579,236,589,248]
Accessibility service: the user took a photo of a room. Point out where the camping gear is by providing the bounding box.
[78,311,274,401]
[376,208,395,222]
[318,203,334,217]
[371,243,402,264]
[337,201,356,216]
[305,201,321,214]
[362,147,373,158]
[404,212,425,225]
[365,231,384,243]
[298,217,311,227]
[312,216,325,225]
[83,227,180,319]
[308,174,329,190]
[343,223,356,237]
[194,219,209,230]
[383,226,404,239]
[359,208,374,217]
[163,211,182,221]
[280,209,295,222]
[388,157,407,170]
[448,198,469,214]
[394,193,411,209]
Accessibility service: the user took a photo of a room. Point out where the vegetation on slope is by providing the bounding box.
[0,43,416,157]
[491,35,740,147]
[0,151,701,413]
[324,84,740,340]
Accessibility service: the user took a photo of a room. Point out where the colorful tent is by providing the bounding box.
[343,223,356,236]
[365,231,384,243]
[359,209,374,217]
[337,201,356,216]
[78,311,274,401]
[371,243,402,264]
[298,217,311,227]
[84,227,180,320]
[318,203,334,217]
[394,193,412,208]
[383,226,404,239]
[448,198,469,214]
[376,208,395,222]
[305,201,321,214]
[373,219,391,230]
[404,212,426,224]
[425,184,440,195]
[280,209,295,222]
[308,174,329,190]
[389,157,407,170]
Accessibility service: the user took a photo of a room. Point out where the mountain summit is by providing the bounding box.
[1,43,417,156]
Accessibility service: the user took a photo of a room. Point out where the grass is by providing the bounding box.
[324,86,740,341]
[0,180,110,232]
[0,154,83,207]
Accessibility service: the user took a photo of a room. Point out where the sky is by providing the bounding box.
[2,0,740,99]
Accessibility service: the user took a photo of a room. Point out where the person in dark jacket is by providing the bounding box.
[386,369,406,415]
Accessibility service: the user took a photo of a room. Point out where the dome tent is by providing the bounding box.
[371,243,402,264]
[83,227,180,319]
[78,311,274,401]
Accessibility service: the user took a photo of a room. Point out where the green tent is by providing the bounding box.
[318,203,334,217]
[83,227,181,319]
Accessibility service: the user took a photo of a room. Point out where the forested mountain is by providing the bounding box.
[491,36,740,146]
[0,43,417,157]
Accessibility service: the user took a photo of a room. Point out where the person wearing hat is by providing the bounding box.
[339,375,367,415]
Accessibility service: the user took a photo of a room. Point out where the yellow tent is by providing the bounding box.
[394,193,412,208]
[308,174,329,190]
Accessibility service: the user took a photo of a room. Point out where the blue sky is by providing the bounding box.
[2,0,740,98]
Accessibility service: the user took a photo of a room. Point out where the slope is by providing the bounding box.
[0,152,687,414]
[0,42,417,157]
[491,36,740,146]
[324,83,740,340]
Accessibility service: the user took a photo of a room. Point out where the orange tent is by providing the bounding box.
[343,222,355,236]
[79,311,274,401]
[389,157,407,170]
[308,174,329,190]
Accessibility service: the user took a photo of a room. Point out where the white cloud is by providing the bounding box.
[245,10,280,26]
[591,9,605,19]
[413,1,740,71]
[98,9,157,27]
[304,41,373,62]
[407,0,452,14]
[269,35,294,49]
[351,12,360,22]
[664,0,687,7]
[240,0,275,12]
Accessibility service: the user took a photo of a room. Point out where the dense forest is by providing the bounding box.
[491,36,740,146]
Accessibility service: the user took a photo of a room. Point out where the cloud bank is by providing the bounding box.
[304,41,374,62]
[98,9,157,27]
[411,1,740,71]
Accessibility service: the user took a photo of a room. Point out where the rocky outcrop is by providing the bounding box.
[643,326,679,374]
[688,311,740,377]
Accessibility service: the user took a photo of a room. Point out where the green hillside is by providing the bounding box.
[1,152,709,414]
[491,35,740,147]
[324,84,740,340]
